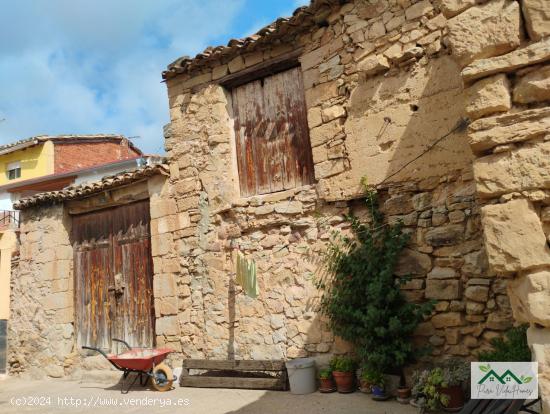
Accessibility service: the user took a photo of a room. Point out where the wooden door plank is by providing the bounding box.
[262,74,286,193]
[282,67,314,187]
[232,85,256,196]
[280,69,301,190]
[246,80,270,195]
[282,68,306,187]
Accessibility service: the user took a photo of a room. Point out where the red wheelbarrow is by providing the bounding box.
[82,338,175,393]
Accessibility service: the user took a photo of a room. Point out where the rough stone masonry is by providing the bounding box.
[8,0,550,409]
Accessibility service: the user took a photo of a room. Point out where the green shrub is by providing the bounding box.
[329,355,356,373]
[360,366,377,382]
[318,181,433,373]
[478,324,531,362]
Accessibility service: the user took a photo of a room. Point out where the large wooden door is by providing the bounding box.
[231,66,314,197]
[73,200,155,351]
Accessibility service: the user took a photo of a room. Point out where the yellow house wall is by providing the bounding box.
[0,141,55,187]
[0,230,16,319]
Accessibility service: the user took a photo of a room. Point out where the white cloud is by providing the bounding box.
[0,0,246,153]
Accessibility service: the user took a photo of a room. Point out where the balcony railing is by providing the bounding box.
[0,210,19,230]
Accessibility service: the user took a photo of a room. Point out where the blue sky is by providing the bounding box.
[0,0,308,154]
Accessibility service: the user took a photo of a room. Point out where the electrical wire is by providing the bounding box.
[269,117,471,255]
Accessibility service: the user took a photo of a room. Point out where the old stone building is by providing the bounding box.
[7,0,550,410]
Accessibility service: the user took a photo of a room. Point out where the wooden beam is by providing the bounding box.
[67,186,149,215]
[182,359,286,371]
[216,49,303,89]
[179,375,286,390]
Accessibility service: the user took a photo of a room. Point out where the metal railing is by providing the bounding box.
[0,210,19,229]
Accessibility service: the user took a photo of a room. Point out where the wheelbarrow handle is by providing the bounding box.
[82,345,111,359]
[82,345,125,372]
[112,338,132,350]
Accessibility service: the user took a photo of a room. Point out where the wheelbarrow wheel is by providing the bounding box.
[151,363,173,392]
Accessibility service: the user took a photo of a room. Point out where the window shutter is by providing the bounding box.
[232,67,314,197]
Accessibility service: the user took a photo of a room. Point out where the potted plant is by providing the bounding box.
[411,367,448,411]
[359,367,376,393]
[397,382,411,403]
[440,359,469,411]
[330,356,356,393]
[318,367,336,393]
[370,370,389,401]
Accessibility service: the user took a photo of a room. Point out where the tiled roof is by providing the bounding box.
[0,134,142,155]
[14,164,169,210]
[163,0,347,80]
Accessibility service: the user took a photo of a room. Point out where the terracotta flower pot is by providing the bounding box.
[319,377,336,393]
[397,386,411,399]
[359,378,372,393]
[332,371,355,393]
[440,385,465,411]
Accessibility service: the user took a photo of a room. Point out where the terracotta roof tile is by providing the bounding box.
[162,0,347,80]
[14,164,169,210]
[0,134,142,156]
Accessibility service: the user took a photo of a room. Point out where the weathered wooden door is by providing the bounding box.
[232,66,315,197]
[73,200,155,350]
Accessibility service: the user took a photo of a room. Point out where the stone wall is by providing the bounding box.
[439,0,550,409]
[162,0,515,368]
[8,205,74,378]
[0,229,18,375]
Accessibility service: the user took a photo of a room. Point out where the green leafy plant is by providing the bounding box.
[319,368,332,380]
[369,370,386,387]
[360,366,377,382]
[329,355,356,373]
[360,366,385,386]
[441,358,470,386]
[478,324,531,362]
[412,367,450,410]
[318,180,434,374]
[412,360,469,410]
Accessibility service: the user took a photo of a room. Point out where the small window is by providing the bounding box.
[231,66,314,197]
[6,161,21,180]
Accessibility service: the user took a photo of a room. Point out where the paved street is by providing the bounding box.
[0,377,417,414]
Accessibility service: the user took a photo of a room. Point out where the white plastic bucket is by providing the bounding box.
[285,358,316,394]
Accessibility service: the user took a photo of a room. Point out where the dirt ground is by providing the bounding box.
[0,376,418,414]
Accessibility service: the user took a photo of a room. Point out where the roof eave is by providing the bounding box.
[0,139,40,156]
